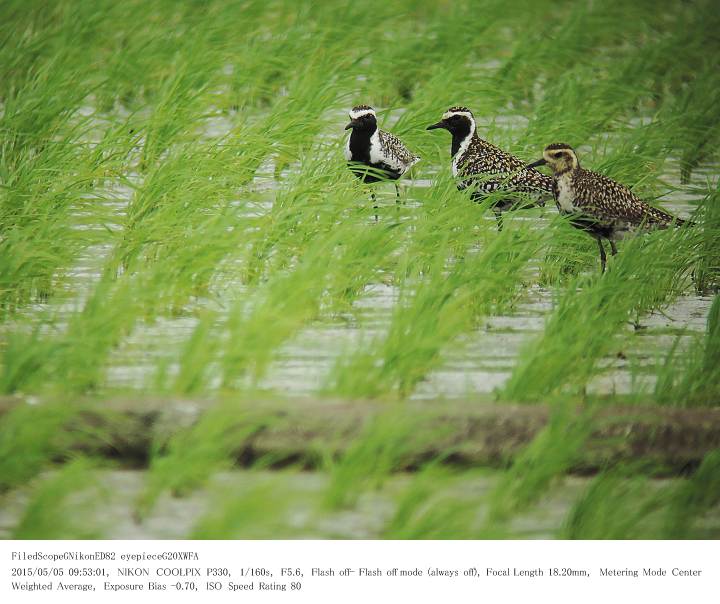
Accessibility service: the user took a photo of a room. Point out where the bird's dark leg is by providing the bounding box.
[597,238,607,273]
[395,183,400,205]
[371,190,378,221]
[493,208,504,231]
[609,239,618,256]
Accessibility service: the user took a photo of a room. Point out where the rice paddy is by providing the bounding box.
[1,0,719,539]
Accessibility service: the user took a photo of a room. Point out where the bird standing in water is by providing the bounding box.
[427,106,552,228]
[344,105,419,206]
[527,143,689,272]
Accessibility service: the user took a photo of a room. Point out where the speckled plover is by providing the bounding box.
[344,105,419,204]
[427,106,552,227]
[527,143,690,272]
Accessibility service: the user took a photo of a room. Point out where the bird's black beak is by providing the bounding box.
[345,119,360,130]
[426,121,446,131]
[526,158,547,169]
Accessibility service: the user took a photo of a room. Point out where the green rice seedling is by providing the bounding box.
[172,309,221,394]
[0,272,145,395]
[11,457,105,539]
[221,228,352,384]
[0,326,60,395]
[382,465,492,539]
[327,193,547,399]
[0,111,108,312]
[693,185,720,293]
[137,401,271,517]
[562,451,720,539]
[503,225,700,400]
[113,138,251,274]
[190,475,298,539]
[321,218,405,316]
[560,466,672,539]
[218,157,411,386]
[0,400,80,492]
[2,136,275,393]
[0,5,137,312]
[652,295,720,406]
[137,45,225,172]
[538,221,599,285]
[493,0,678,105]
[244,169,356,279]
[662,450,720,539]
[322,408,441,510]
[482,403,592,527]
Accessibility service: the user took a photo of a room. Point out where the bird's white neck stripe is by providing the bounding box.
[451,117,476,176]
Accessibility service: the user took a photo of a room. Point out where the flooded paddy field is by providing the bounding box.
[3,468,718,540]
[1,0,719,539]
[19,158,716,400]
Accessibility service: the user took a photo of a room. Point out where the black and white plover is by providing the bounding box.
[427,106,552,226]
[344,105,419,203]
[527,143,689,272]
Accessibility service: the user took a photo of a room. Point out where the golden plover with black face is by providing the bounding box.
[527,143,690,272]
[344,104,419,204]
[427,106,552,227]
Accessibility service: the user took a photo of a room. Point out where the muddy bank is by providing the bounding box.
[3,396,718,474]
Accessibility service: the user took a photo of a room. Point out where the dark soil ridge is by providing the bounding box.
[2,396,719,475]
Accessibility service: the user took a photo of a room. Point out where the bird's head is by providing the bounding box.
[345,105,377,131]
[527,143,579,174]
[426,106,476,139]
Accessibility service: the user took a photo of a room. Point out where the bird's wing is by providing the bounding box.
[507,166,554,195]
[458,139,553,195]
[378,130,419,169]
[573,170,676,225]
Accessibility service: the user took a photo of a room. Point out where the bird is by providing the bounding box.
[344,104,419,206]
[526,143,690,272]
[426,106,552,228]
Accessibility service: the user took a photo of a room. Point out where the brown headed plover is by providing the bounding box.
[527,143,690,272]
[427,106,552,226]
[344,105,419,203]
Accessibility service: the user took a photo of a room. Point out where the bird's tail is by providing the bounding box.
[648,205,695,229]
[674,216,697,228]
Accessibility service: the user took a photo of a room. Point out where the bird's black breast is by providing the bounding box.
[348,161,401,183]
[348,129,372,163]
[347,129,400,183]
[450,132,470,159]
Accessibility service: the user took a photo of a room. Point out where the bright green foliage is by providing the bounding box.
[1,0,719,539]
[12,458,104,539]
[137,401,270,517]
[0,401,80,492]
[483,404,593,525]
[561,451,720,539]
[191,476,298,539]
